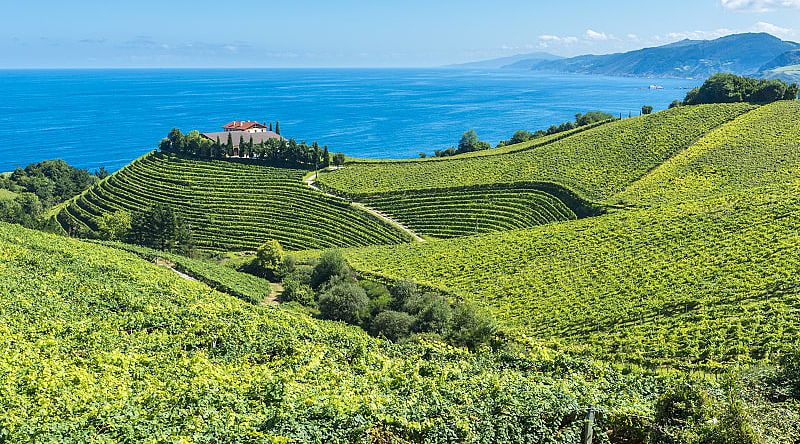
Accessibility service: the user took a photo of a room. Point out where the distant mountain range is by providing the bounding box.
[447,52,563,69]
[454,33,800,81]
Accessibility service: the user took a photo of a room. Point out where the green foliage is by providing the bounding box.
[446,304,498,350]
[498,112,615,148]
[310,250,352,289]
[318,281,371,325]
[642,105,653,115]
[96,210,131,241]
[0,192,42,228]
[58,152,411,252]
[281,277,315,305]
[319,104,754,202]
[129,203,180,252]
[684,73,799,105]
[370,310,415,341]
[332,152,346,166]
[2,159,97,207]
[256,239,285,278]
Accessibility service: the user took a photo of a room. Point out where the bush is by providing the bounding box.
[415,296,453,334]
[256,239,285,279]
[96,210,131,241]
[281,277,315,306]
[318,281,370,325]
[310,250,351,288]
[446,304,497,350]
[370,311,415,341]
[390,280,418,310]
[642,105,653,115]
[360,280,393,315]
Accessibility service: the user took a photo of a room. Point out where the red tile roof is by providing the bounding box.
[222,121,267,131]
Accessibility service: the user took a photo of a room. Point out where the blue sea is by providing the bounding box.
[0,69,697,172]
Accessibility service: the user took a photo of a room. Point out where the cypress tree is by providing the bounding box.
[275,121,280,135]
[322,145,330,167]
[226,132,233,156]
[269,122,273,132]
[239,135,245,157]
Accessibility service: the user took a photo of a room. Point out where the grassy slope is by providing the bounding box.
[318,104,755,203]
[58,152,411,252]
[0,221,678,442]
[0,188,18,201]
[343,101,800,368]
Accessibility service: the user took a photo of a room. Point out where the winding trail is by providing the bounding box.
[304,169,426,243]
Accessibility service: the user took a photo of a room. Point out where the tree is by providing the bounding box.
[226,132,234,156]
[322,145,330,167]
[96,210,131,241]
[642,105,653,115]
[446,304,497,350]
[129,204,177,251]
[370,311,415,341]
[332,153,346,166]
[318,281,370,325]
[510,130,534,145]
[310,250,351,288]
[166,128,183,152]
[684,73,797,105]
[669,100,683,109]
[275,121,280,135]
[256,239,285,279]
[94,167,110,180]
[269,122,273,132]
[281,277,315,305]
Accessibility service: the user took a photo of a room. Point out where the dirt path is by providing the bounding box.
[304,170,426,243]
[155,258,197,282]
[264,282,283,305]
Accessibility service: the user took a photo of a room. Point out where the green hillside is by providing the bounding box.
[0,221,709,442]
[317,103,755,202]
[57,152,411,252]
[620,100,800,206]
[342,101,800,368]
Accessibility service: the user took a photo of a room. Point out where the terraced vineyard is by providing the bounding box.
[318,103,756,202]
[360,185,578,239]
[342,101,800,368]
[57,152,411,252]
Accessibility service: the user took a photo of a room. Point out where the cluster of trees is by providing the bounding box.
[158,128,346,169]
[0,160,105,230]
[255,247,497,349]
[94,204,195,255]
[496,111,616,148]
[671,73,799,107]
[1,160,100,208]
[429,130,492,158]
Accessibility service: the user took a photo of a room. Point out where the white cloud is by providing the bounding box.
[721,0,800,12]
[585,29,610,41]
[752,21,798,39]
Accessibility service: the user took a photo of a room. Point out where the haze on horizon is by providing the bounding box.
[2,0,800,68]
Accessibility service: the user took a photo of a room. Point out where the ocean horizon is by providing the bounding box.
[0,68,696,172]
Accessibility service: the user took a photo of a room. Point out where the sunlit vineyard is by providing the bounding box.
[346,190,800,368]
[620,100,800,206]
[0,221,693,442]
[318,103,755,202]
[57,152,411,252]
[361,185,577,238]
[96,240,273,304]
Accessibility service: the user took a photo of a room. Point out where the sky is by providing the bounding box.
[2,0,800,68]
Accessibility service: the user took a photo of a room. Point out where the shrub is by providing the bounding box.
[281,277,315,306]
[310,250,351,288]
[318,281,370,325]
[446,304,497,350]
[360,280,393,315]
[256,239,285,279]
[415,296,453,334]
[370,311,415,341]
[390,280,418,310]
[642,105,653,115]
[96,210,131,241]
